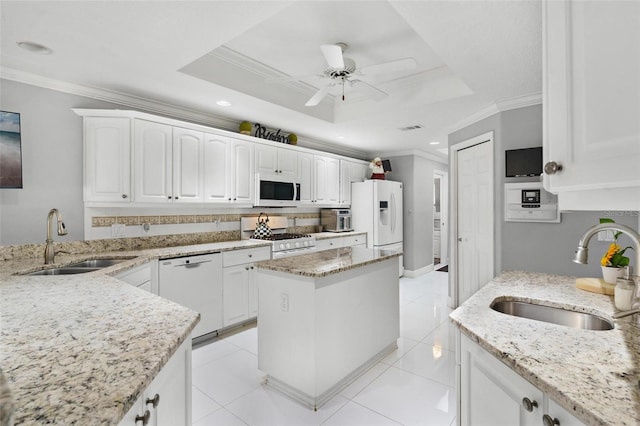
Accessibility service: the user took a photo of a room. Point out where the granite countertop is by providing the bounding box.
[254,246,401,278]
[0,239,271,425]
[449,270,640,426]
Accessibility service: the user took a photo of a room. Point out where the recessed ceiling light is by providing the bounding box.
[336,136,345,140]
[216,100,231,107]
[17,41,53,55]
[429,141,440,145]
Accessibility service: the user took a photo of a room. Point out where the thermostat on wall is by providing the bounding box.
[504,182,560,223]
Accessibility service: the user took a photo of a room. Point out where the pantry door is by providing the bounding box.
[450,132,494,307]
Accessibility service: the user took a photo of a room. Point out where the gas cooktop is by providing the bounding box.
[252,233,311,241]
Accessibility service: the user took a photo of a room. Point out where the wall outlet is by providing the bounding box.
[280,293,289,312]
[111,224,126,237]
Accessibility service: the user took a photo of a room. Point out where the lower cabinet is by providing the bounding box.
[460,333,585,426]
[222,246,271,327]
[118,336,192,426]
[315,234,367,251]
[115,261,156,294]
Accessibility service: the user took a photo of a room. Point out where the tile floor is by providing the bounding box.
[191,270,457,426]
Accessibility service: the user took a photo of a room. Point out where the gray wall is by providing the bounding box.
[386,154,448,273]
[0,79,131,245]
[449,104,639,278]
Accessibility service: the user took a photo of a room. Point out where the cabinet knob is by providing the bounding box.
[228,198,232,201]
[122,194,128,199]
[250,266,254,270]
[168,196,172,199]
[542,414,560,426]
[135,410,151,425]
[522,397,538,412]
[175,196,179,200]
[145,393,160,408]
[248,254,252,258]
[544,161,563,175]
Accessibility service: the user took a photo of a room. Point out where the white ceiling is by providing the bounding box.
[0,1,542,160]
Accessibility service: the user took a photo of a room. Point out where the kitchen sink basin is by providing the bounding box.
[490,299,614,331]
[66,258,132,268]
[25,267,101,275]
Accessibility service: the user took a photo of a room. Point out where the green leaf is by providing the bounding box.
[599,218,615,224]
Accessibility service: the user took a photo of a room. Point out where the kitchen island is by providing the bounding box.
[254,246,401,410]
[450,270,640,426]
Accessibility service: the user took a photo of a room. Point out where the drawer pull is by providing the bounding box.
[135,410,150,425]
[542,414,560,426]
[146,393,160,408]
[522,397,538,412]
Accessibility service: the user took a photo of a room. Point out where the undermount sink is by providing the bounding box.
[25,267,101,275]
[66,258,131,268]
[22,257,135,276]
[490,299,614,331]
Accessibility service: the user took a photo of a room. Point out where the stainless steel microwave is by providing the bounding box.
[255,173,300,207]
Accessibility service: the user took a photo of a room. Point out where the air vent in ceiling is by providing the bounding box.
[398,124,423,132]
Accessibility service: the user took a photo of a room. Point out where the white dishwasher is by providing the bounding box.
[158,252,222,339]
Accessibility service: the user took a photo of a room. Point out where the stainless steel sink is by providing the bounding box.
[66,258,131,268]
[25,267,101,275]
[490,299,614,331]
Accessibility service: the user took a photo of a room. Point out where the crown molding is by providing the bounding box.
[1,66,370,159]
[377,148,448,165]
[496,92,542,111]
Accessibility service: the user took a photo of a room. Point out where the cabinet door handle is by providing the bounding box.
[544,161,563,175]
[135,410,151,425]
[122,194,128,199]
[542,414,560,426]
[168,196,172,199]
[146,393,160,408]
[522,397,538,412]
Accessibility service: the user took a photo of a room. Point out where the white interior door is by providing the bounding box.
[452,135,494,307]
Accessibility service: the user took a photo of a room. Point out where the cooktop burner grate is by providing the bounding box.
[252,233,311,241]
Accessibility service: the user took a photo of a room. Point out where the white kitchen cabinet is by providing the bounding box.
[203,134,254,205]
[339,159,368,206]
[118,336,192,426]
[83,117,131,203]
[133,120,174,203]
[542,0,640,210]
[255,144,297,179]
[222,246,271,327]
[315,234,367,251]
[172,127,204,203]
[460,333,585,426]
[298,153,340,207]
[115,261,156,294]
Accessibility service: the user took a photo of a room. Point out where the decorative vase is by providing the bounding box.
[601,266,624,284]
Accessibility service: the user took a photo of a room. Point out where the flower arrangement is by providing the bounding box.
[600,218,632,268]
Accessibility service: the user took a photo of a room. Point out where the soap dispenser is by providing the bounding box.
[614,266,636,311]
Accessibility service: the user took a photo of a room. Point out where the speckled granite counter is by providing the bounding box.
[0,239,271,425]
[311,231,367,240]
[254,246,401,278]
[449,270,640,426]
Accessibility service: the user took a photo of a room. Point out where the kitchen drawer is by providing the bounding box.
[223,246,271,267]
[341,234,366,247]
[315,237,341,251]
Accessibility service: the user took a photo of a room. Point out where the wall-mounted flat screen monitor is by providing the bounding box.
[505,147,543,177]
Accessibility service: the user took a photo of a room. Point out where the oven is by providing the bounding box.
[240,215,316,258]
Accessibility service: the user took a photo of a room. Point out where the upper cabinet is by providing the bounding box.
[543,0,640,210]
[297,152,340,207]
[339,160,368,206]
[133,120,174,203]
[255,144,297,180]
[203,134,254,205]
[83,117,131,203]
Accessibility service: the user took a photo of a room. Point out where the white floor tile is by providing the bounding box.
[392,342,456,388]
[353,366,456,426]
[193,407,248,426]
[225,385,348,426]
[192,386,222,423]
[223,326,258,355]
[321,401,402,426]
[192,349,265,405]
[379,336,420,365]
[339,362,390,399]
[421,320,458,352]
[192,339,242,369]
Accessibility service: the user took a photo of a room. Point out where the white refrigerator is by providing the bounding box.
[351,180,404,276]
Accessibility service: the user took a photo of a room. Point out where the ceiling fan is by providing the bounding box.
[269,43,417,106]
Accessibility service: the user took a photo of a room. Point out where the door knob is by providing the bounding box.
[544,161,563,175]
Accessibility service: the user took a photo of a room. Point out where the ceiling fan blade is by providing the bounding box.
[350,79,388,101]
[265,74,323,83]
[305,84,332,106]
[360,57,417,76]
[320,44,345,69]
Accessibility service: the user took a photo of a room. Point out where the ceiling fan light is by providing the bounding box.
[17,41,53,54]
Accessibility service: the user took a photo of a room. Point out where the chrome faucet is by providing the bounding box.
[44,208,68,264]
[573,222,640,318]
